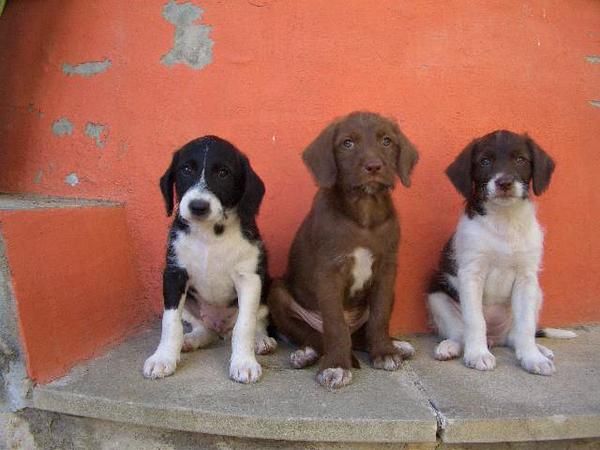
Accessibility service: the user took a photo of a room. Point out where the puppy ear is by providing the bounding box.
[446,139,477,198]
[159,152,178,216]
[238,154,266,221]
[390,122,419,187]
[526,135,555,196]
[302,121,338,188]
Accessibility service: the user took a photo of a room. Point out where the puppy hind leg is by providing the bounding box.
[181,308,217,352]
[254,304,277,355]
[428,291,464,361]
[267,280,322,368]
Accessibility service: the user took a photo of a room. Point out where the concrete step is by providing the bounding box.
[31,325,600,445]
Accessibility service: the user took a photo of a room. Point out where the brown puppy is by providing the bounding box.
[268,111,419,389]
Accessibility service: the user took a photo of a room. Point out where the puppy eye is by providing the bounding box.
[516,156,528,164]
[382,137,392,147]
[180,165,193,175]
[342,139,354,149]
[217,167,230,178]
[480,158,491,167]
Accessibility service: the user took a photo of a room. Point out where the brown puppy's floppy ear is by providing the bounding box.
[390,121,419,187]
[526,134,555,196]
[238,153,266,221]
[446,139,477,198]
[302,121,338,188]
[159,151,179,216]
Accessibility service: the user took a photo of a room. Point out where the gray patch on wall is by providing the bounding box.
[585,55,600,64]
[64,173,79,187]
[85,122,109,148]
[590,100,600,108]
[161,1,213,70]
[51,118,73,136]
[62,59,112,77]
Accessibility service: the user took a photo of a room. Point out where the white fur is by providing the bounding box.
[430,191,558,375]
[540,328,577,339]
[145,205,266,382]
[350,247,374,296]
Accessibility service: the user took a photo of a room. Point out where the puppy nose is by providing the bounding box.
[189,199,210,217]
[364,160,383,174]
[496,175,515,191]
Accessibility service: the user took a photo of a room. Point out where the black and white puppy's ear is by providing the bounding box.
[302,121,338,188]
[160,151,179,217]
[238,154,266,221]
[446,139,478,198]
[526,134,555,196]
[389,120,419,187]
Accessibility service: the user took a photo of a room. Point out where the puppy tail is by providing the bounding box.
[536,328,577,339]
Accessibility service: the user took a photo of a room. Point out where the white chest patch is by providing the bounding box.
[171,219,260,306]
[350,247,374,296]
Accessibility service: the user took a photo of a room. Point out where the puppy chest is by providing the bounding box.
[173,231,259,303]
[482,267,516,303]
[349,247,374,296]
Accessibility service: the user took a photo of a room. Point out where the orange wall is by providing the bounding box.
[0,1,599,335]
[0,206,148,382]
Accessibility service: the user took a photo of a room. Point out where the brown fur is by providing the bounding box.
[267,111,418,387]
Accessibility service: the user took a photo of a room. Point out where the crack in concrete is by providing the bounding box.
[405,363,448,439]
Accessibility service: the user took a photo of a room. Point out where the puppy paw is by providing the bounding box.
[520,351,555,376]
[229,357,262,384]
[143,352,177,379]
[316,367,352,389]
[290,346,319,369]
[372,352,403,371]
[434,339,462,361]
[255,335,278,355]
[182,330,215,352]
[393,340,416,359]
[536,344,554,360]
[463,349,496,371]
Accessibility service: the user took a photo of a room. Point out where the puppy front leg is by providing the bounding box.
[508,273,555,376]
[230,272,262,384]
[143,268,188,379]
[367,259,414,371]
[459,266,495,371]
[316,277,353,389]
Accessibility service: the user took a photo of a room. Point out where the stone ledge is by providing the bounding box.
[32,326,600,444]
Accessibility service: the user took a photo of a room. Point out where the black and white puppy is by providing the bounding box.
[428,130,575,376]
[143,136,277,383]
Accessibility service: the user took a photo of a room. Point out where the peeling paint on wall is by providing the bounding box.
[51,118,73,136]
[585,56,600,64]
[64,173,79,187]
[590,100,600,108]
[85,122,109,148]
[33,171,43,184]
[62,59,112,77]
[161,1,213,70]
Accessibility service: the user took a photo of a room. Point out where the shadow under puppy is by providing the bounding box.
[428,130,575,376]
[268,112,418,389]
[144,136,277,383]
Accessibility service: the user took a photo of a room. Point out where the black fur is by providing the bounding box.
[160,135,269,309]
[428,237,459,302]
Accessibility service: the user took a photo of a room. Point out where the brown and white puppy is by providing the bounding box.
[268,111,418,389]
[428,130,575,376]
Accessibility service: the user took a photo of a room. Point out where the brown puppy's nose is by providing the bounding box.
[496,175,515,191]
[364,160,383,174]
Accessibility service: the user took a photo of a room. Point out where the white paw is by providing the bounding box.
[463,349,496,371]
[290,346,319,369]
[254,335,278,355]
[393,340,416,359]
[372,353,403,371]
[536,344,554,360]
[229,357,262,384]
[316,367,352,389]
[434,339,462,361]
[143,351,178,379]
[181,330,215,352]
[520,351,555,376]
